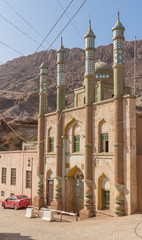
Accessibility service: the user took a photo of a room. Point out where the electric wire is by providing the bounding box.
[57,0,84,42]
[34,0,74,53]
[2,0,54,49]
[0,113,28,142]
[0,40,24,56]
[0,13,46,50]
[45,0,87,52]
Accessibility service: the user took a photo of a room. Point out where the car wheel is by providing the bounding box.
[2,203,6,209]
[14,204,18,210]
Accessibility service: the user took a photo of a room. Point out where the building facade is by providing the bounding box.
[0,142,38,202]
[0,13,142,219]
[35,12,142,219]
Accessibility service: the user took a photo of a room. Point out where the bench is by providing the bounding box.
[42,208,78,222]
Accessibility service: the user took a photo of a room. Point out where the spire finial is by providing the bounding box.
[89,13,91,29]
[117,4,120,21]
[61,33,63,46]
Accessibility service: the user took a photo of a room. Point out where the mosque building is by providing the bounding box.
[0,12,142,219]
[35,11,142,219]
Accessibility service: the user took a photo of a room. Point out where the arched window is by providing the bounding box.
[98,119,109,153]
[47,127,54,153]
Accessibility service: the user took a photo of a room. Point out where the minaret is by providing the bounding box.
[80,20,95,219]
[112,11,125,216]
[35,59,48,208]
[57,36,66,111]
[112,10,125,97]
[39,60,48,115]
[84,19,96,103]
[51,37,66,211]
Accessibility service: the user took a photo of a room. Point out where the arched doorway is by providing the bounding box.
[46,169,54,206]
[66,166,84,214]
[98,173,110,210]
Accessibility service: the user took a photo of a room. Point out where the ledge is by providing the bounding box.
[44,153,56,156]
[66,152,84,156]
[93,152,114,156]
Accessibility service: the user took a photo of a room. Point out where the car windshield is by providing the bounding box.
[17,195,28,199]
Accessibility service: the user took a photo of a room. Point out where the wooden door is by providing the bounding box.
[75,179,84,214]
[47,180,54,206]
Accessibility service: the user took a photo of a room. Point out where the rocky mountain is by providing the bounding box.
[0,40,141,147]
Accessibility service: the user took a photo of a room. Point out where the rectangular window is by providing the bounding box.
[1,191,5,197]
[74,135,80,152]
[26,171,32,188]
[11,168,16,185]
[1,168,7,184]
[101,134,109,152]
[49,137,54,152]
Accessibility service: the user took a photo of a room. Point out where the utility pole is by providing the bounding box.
[134,36,136,96]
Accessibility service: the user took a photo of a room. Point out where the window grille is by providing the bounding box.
[49,137,54,152]
[1,168,6,184]
[11,168,16,185]
[74,136,80,152]
[26,171,32,188]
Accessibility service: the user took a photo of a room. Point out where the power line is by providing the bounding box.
[0,113,28,142]
[2,0,54,49]
[34,0,74,53]
[0,40,24,56]
[0,13,46,50]
[46,0,88,51]
[57,0,84,42]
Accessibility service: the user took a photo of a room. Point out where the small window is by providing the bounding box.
[101,134,109,152]
[74,136,80,152]
[11,168,16,185]
[1,191,5,197]
[10,193,14,196]
[49,137,54,152]
[1,168,7,184]
[26,171,32,188]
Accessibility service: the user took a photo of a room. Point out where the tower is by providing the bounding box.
[80,20,95,219]
[84,19,96,104]
[39,61,48,115]
[35,60,48,208]
[112,10,125,97]
[51,37,66,211]
[112,11,125,216]
[57,36,66,111]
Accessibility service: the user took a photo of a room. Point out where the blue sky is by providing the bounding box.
[0,0,142,64]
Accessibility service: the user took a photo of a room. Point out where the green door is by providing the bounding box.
[102,189,110,210]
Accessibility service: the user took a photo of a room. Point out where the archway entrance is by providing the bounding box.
[46,169,54,206]
[98,173,110,210]
[65,166,84,214]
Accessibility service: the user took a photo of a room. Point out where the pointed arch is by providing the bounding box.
[98,173,107,210]
[64,117,76,139]
[67,165,79,177]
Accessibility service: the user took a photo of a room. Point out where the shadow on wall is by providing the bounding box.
[0,233,34,240]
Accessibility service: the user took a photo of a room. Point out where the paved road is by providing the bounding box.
[0,206,142,240]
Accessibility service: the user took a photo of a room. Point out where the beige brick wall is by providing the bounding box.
[0,151,38,203]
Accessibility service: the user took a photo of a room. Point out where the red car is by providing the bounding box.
[2,195,30,210]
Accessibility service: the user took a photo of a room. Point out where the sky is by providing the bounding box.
[0,0,142,64]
